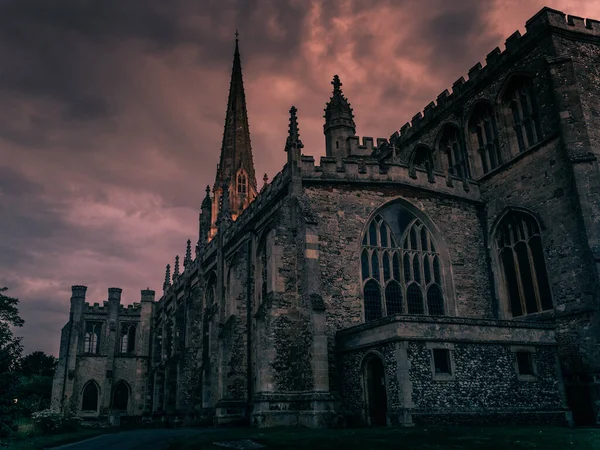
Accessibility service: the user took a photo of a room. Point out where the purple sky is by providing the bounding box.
[1,0,598,356]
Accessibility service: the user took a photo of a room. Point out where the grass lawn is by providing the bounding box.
[5,419,113,450]
[167,426,600,450]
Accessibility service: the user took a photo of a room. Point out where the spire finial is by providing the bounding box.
[235,29,239,41]
[185,239,192,266]
[286,105,303,151]
[218,183,232,224]
[332,74,342,92]
[174,255,180,279]
[164,264,171,290]
[263,173,268,186]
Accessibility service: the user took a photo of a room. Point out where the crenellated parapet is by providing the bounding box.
[300,155,480,201]
[382,7,600,158]
[347,136,390,157]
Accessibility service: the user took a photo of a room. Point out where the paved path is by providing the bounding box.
[50,428,206,450]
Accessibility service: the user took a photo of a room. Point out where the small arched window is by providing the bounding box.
[468,103,501,175]
[205,274,216,307]
[81,381,99,412]
[495,211,553,317]
[237,172,247,195]
[502,76,542,154]
[84,322,102,354]
[438,125,470,179]
[112,381,129,411]
[119,323,136,354]
[361,211,445,321]
[409,145,435,182]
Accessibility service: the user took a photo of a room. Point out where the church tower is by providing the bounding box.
[324,74,356,163]
[210,32,257,238]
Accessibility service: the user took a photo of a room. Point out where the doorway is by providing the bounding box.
[364,354,388,426]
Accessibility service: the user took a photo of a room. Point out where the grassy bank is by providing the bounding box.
[167,425,600,450]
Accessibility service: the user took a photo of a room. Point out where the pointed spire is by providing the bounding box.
[163,264,171,291]
[184,239,192,267]
[324,74,356,161]
[173,255,180,280]
[262,173,269,191]
[214,33,257,199]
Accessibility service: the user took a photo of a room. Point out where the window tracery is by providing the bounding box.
[495,211,553,317]
[361,213,445,321]
[502,77,542,154]
[119,323,136,354]
[84,322,102,354]
[439,125,470,179]
[468,103,501,174]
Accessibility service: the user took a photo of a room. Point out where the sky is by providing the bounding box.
[1,0,599,356]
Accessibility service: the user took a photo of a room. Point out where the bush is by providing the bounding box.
[31,409,81,434]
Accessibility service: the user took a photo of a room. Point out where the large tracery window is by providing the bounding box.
[495,211,553,317]
[361,210,446,322]
[439,125,470,179]
[468,103,501,175]
[502,77,542,154]
[84,322,102,354]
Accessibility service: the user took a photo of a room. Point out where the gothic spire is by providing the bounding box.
[201,185,211,210]
[215,32,257,193]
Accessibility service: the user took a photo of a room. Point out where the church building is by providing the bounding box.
[52,7,600,427]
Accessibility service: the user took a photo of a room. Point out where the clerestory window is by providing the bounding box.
[119,323,136,354]
[84,322,102,354]
[439,124,470,179]
[502,77,542,154]
[468,103,501,175]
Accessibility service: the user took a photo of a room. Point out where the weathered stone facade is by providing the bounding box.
[52,7,600,427]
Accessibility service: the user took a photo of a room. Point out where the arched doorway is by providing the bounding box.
[81,381,99,412]
[112,381,130,412]
[363,354,388,426]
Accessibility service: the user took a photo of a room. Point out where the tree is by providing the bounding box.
[17,352,58,415]
[0,287,24,446]
[20,351,57,378]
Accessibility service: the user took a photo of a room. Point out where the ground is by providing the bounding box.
[8,426,600,450]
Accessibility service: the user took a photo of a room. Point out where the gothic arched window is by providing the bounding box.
[119,323,136,354]
[495,211,553,317]
[81,381,99,412]
[361,211,446,321]
[237,172,247,195]
[468,103,501,175]
[112,381,130,411]
[84,322,102,354]
[409,145,435,182]
[502,76,542,154]
[438,125,470,179]
[206,272,217,304]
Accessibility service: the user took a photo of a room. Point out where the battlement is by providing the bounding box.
[385,7,600,153]
[347,136,389,157]
[300,156,480,201]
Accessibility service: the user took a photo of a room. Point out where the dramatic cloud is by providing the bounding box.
[1,0,598,355]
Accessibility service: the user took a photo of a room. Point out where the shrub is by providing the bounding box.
[31,409,81,434]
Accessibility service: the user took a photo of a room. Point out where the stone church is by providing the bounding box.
[52,7,600,427]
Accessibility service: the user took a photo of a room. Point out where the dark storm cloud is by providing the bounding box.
[0,0,575,355]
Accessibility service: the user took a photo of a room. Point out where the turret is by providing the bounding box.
[108,287,122,303]
[324,75,356,164]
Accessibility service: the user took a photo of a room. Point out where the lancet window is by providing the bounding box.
[502,77,542,154]
[83,322,102,354]
[495,211,553,317]
[468,103,501,174]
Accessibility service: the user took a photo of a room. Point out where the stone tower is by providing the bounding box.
[210,32,257,238]
[324,74,356,163]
